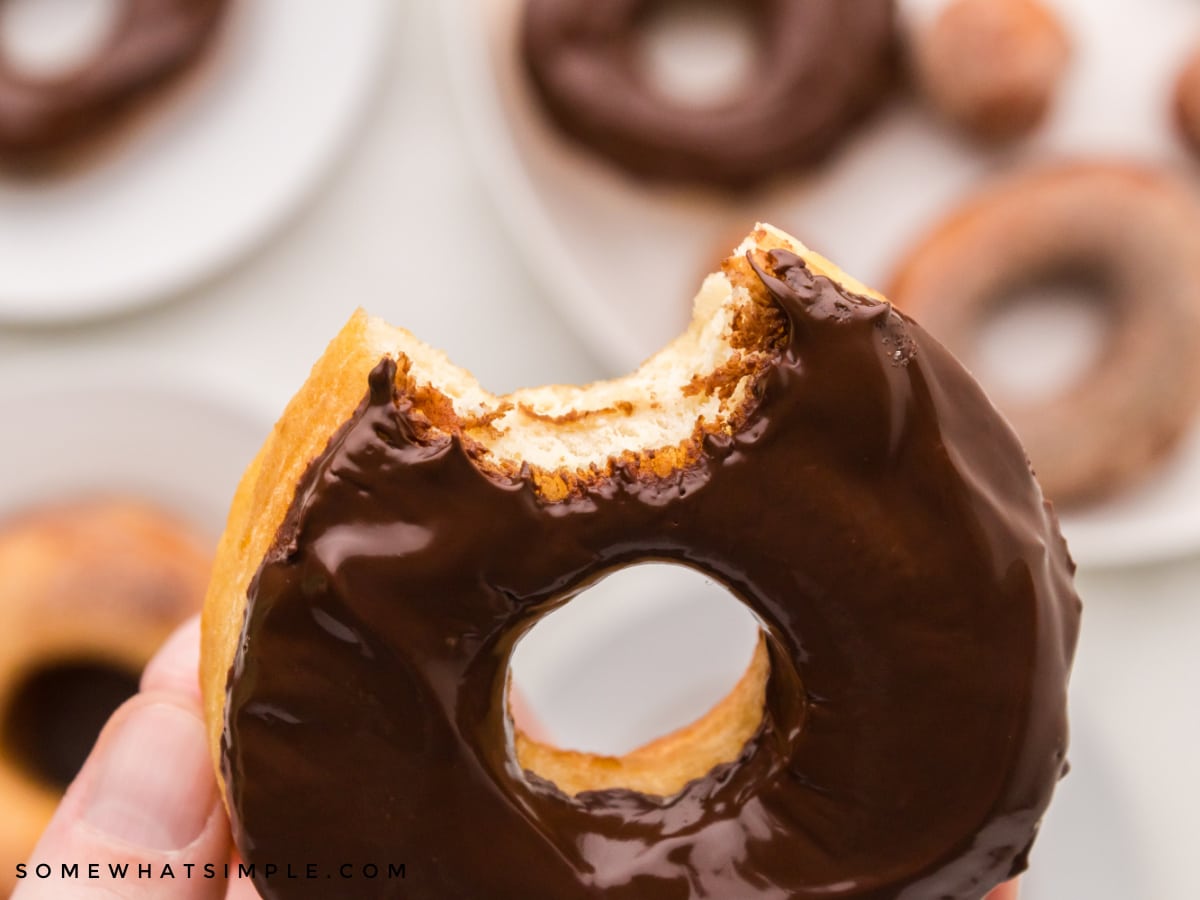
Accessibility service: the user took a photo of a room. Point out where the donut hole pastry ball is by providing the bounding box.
[914,0,1070,142]
[521,0,897,188]
[1173,43,1200,158]
[203,225,1079,899]
[889,163,1200,506]
[0,0,230,173]
[0,498,211,893]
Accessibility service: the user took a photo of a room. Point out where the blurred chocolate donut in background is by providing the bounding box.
[0,0,231,174]
[890,163,1200,507]
[0,498,210,895]
[521,0,898,188]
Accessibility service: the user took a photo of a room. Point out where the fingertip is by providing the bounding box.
[15,692,231,900]
[140,615,203,701]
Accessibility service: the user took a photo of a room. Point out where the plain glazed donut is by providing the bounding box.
[889,163,1200,507]
[913,0,1070,142]
[520,0,897,188]
[0,498,210,895]
[203,224,1079,899]
[0,0,230,172]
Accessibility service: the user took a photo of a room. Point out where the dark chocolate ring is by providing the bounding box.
[0,0,229,170]
[521,0,896,188]
[220,239,1079,899]
[889,163,1200,506]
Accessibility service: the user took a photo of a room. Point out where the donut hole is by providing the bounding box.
[634,0,760,108]
[2,659,139,790]
[511,563,761,759]
[1,0,124,80]
[974,273,1113,404]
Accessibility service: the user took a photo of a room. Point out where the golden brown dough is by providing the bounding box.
[0,498,210,895]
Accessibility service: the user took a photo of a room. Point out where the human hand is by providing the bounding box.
[13,617,257,899]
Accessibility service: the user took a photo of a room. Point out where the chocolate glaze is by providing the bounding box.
[522,0,897,188]
[0,0,228,171]
[224,251,1080,899]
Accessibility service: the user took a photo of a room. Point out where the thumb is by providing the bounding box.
[13,620,232,899]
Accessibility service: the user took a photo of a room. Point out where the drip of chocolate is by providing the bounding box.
[224,251,1080,899]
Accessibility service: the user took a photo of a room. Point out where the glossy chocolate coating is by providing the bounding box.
[224,251,1080,899]
[522,0,897,188]
[0,0,228,170]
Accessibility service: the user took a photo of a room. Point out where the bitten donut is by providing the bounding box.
[0,0,230,172]
[889,163,1200,506]
[521,1,896,188]
[913,0,1070,142]
[0,498,210,894]
[203,224,1079,899]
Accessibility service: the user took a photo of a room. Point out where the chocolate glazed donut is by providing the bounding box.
[212,228,1080,899]
[0,0,229,171]
[521,0,897,187]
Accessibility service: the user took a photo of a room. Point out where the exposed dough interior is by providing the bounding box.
[355,224,883,490]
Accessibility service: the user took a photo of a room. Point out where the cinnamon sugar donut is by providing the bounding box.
[890,163,1200,506]
[0,498,210,893]
[202,224,1079,899]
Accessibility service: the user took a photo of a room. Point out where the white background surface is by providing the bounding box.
[0,0,393,322]
[0,1,1195,897]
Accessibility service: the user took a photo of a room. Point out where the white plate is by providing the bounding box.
[0,0,392,323]
[441,0,1200,568]
[0,367,269,537]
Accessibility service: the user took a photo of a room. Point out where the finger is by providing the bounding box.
[141,618,259,900]
[15,629,231,899]
[222,853,264,900]
[141,616,203,701]
[224,873,264,900]
[986,880,1020,900]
